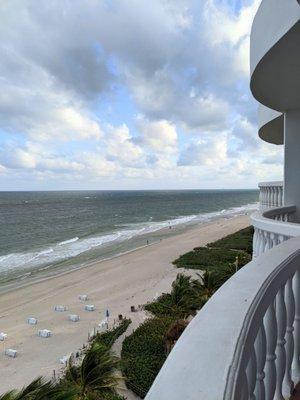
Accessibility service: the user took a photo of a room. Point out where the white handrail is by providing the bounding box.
[251,207,300,258]
[145,237,300,400]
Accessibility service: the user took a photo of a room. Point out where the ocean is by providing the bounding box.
[0,190,258,286]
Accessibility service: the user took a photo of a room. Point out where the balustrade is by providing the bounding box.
[252,206,298,258]
[145,239,300,400]
[259,182,283,210]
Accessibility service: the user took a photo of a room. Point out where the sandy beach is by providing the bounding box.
[0,214,250,393]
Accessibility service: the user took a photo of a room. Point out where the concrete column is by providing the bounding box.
[284,111,300,220]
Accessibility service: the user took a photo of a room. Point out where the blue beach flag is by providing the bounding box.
[106,309,110,318]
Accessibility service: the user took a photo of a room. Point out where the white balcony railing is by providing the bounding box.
[259,181,283,210]
[252,206,300,258]
[145,238,300,400]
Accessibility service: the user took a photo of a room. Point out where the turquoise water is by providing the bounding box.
[0,190,258,285]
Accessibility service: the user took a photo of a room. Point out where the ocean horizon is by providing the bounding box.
[0,189,258,286]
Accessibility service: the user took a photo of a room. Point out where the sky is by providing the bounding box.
[0,0,283,190]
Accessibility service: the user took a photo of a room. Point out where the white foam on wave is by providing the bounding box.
[58,237,79,246]
[0,202,258,279]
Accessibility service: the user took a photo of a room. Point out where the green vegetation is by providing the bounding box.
[63,342,121,399]
[121,226,254,398]
[173,226,253,270]
[0,320,131,400]
[144,274,204,318]
[173,246,250,270]
[93,318,131,349]
[207,226,254,254]
[1,227,253,400]
[121,317,176,398]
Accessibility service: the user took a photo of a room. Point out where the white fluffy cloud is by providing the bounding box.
[0,0,284,189]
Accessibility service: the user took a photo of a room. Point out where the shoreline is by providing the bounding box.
[0,203,256,293]
[0,214,250,393]
[0,210,254,295]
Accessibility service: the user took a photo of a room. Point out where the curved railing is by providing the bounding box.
[252,206,300,258]
[259,181,283,209]
[145,238,300,400]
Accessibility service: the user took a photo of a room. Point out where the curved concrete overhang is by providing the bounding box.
[250,0,300,111]
[258,105,283,145]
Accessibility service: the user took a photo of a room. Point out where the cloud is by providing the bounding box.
[178,134,228,166]
[0,0,284,190]
[105,124,147,168]
[134,117,178,155]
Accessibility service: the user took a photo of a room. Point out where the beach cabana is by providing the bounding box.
[54,305,67,312]
[5,349,17,358]
[38,329,52,338]
[27,317,38,325]
[85,304,95,311]
[68,314,80,322]
[0,332,7,341]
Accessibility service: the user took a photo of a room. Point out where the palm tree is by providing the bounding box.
[0,377,74,400]
[167,273,203,318]
[63,342,121,399]
[196,270,220,304]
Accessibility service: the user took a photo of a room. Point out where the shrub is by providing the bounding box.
[121,317,176,398]
[207,226,254,254]
[93,318,131,349]
[144,273,203,318]
[173,247,250,270]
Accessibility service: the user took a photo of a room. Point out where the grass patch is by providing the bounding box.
[121,317,176,398]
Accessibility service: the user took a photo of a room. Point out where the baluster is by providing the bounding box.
[260,230,266,256]
[284,277,295,396]
[264,302,277,400]
[246,349,257,400]
[264,231,271,253]
[264,187,266,207]
[253,228,258,259]
[275,187,279,207]
[269,233,276,250]
[254,325,266,400]
[274,286,287,400]
[279,187,283,206]
[259,187,262,208]
[292,270,300,383]
[264,187,267,207]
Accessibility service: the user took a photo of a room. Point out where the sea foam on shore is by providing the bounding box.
[0,201,257,285]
